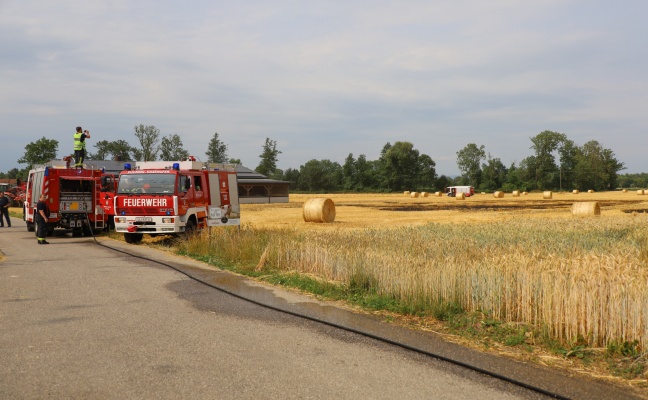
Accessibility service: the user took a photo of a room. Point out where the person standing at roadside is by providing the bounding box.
[0,191,10,227]
[35,194,50,244]
[73,126,91,168]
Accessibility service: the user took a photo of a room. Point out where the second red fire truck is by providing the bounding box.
[113,161,240,244]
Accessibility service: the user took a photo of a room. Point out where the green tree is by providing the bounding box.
[503,163,525,192]
[256,138,281,176]
[18,137,59,169]
[92,139,134,161]
[558,139,578,191]
[132,124,160,161]
[159,134,190,161]
[378,141,421,191]
[436,175,452,192]
[480,155,507,191]
[573,140,625,191]
[417,154,437,190]
[355,155,378,191]
[299,159,342,192]
[283,167,301,190]
[517,156,539,190]
[456,143,485,186]
[206,132,228,163]
[530,130,566,190]
[228,158,242,164]
[342,153,356,191]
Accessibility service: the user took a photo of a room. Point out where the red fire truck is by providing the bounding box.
[113,161,240,244]
[24,162,107,236]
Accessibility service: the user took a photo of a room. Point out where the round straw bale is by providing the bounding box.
[403,191,410,196]
[410,192,420,198]
[638,190,645,195]
[572,190,579,194]
[434,191,442,197]
[421,192,429,197]
[303,198,336,223]
[543,191,553,199]
[481,192,486,195]
[622,189,628,193]
[523,192,528,195]
[493,191,504,198]
[455,192,466,200]
[571,201,600,216]
[512,190,520,197]
[588,189,594,193]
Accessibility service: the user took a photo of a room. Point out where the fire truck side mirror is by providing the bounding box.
[101,176,108,187]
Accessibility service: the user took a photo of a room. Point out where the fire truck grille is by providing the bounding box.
[127,207,166,215]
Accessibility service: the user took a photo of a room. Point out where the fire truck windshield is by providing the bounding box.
[117,173,176,194]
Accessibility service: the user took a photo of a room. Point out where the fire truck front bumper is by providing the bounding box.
[114,216,179,234]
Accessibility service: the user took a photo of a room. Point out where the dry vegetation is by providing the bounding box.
[176,190,648,386]
[237,191,648,345]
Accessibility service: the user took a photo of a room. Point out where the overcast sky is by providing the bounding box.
[1,0,646,176]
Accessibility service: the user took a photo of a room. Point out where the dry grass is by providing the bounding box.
[235,191,648,350]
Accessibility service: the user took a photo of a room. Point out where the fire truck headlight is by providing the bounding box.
[115,217,126,223]
[162,218,174,223]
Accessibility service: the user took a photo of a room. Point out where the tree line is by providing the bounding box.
[274,130,627,193]
[1,127,637,192]
[2,125,280,182]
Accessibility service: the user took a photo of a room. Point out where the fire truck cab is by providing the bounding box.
[113,161,240,244]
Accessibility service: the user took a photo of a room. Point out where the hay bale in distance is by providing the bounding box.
[572,201,601,216]
[456,192,466,200]
[493,191,504,198]
[588,190,594,193]
[573,190,579,194]
[410,192,419,198]
[512,190,520,197]
[303,198,336,223]
[434,192,442,197]
[638,190,645,195]
[622,189,628,193]
[543,191,553,199]
[523,192,528,195]
[421,192,429,197]
[403,191,410,196]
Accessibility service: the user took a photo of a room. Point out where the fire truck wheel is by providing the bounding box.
[184,219,196,236]
[124,233,143,244]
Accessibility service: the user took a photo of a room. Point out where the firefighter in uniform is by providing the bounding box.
[35,194,50,244]
[73,126,91,168]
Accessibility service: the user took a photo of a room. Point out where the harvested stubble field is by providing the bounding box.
[242,191,647,228]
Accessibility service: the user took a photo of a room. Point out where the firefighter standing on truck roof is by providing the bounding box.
[73,126,91,168]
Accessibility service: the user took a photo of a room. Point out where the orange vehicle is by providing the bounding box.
[112,161,240,244]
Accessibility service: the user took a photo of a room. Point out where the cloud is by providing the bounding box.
[1,0,647,175]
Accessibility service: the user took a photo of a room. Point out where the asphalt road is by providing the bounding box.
[0,217,639,399]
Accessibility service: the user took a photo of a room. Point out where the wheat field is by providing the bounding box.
[197,190,648,349]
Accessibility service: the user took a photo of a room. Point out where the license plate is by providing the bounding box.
[136,217,152,222]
